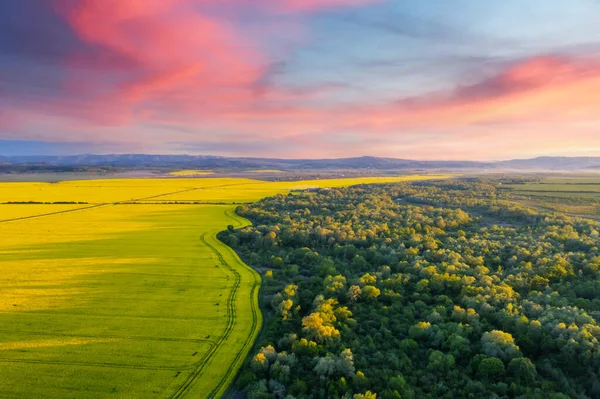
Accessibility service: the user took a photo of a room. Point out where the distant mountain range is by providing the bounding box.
[1,154,600,171]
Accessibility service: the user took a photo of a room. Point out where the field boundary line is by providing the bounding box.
[165,231,241,399]
[205,209,262,398]
[0,203,109,223]
[166,206,261,399]
[205,240,261,397]
[137,181,263,202]
[0,185,211,223]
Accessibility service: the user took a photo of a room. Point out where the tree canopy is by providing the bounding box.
[220,179,600,398]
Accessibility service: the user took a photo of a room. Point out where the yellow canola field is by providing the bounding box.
[0,203,259,398]
[144,175,452,203]
[0,175,450,206]
[0,178,251,204]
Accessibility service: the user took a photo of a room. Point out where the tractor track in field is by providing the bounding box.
[208,210,259,398]
[167,217,260,399]
[166,231,241,399]
[205,210,260,399]
[206,262,259,399]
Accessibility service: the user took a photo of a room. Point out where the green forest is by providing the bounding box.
[219,179,600,399]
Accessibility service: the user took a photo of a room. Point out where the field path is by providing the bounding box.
[167,229,261,399]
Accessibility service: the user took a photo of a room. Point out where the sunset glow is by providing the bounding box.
[2,0,600,158]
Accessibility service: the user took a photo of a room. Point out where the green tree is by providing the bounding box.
[477,357,505,381]
[507,357,536,385]
[481,330,521,361]
[362,285,381,300]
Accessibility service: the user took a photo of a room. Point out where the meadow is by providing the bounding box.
[0,174,448,398]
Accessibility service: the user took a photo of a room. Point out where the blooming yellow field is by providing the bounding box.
[0,174,450,398]
[0,175,450,205]
[0,178,253,204]
[0,202,259,398]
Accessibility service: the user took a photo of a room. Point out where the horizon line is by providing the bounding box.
[3,153,600,163]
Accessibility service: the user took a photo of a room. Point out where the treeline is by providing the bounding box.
[219,180,600,398]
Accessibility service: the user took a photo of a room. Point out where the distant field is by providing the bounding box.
[509,176,600,218]
[533,175,600,184]
[150,175,452,203]
[0,174,448,398]
[514,183,600,194]
[169,170,214,176]
[510,176,600,198]
[0,178,249,204]
[0,175,451,204]
[246,169,284,173]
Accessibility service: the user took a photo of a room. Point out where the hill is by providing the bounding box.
[2,154,600,172]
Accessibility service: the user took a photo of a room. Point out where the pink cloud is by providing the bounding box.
[326,55,600,132]
[35,0,379,127]
[55,0,262,121]
[276,0,380,12]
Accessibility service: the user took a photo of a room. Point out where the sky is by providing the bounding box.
[2,0,600,160]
